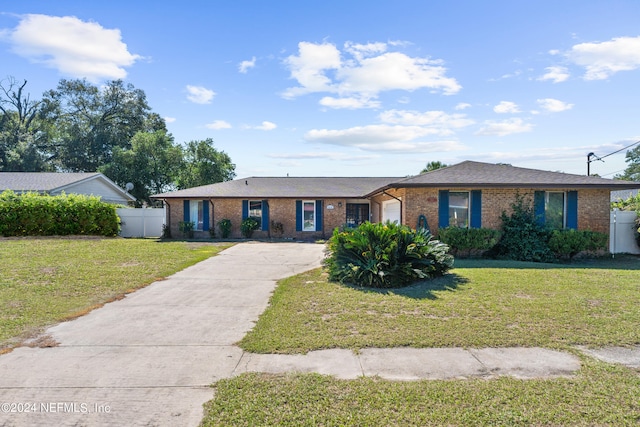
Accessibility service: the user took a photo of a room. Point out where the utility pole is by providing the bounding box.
[587,152,603,176]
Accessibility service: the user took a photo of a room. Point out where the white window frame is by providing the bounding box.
[302,200,316,232]
[249,200,263,230]
[189,200,203,231]
[448,191,470,228]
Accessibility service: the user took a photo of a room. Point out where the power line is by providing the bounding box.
[587,139,640,175]
[600,139,640,159]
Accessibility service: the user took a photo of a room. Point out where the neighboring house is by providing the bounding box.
[611,188,640,203]
[0,172,136,205]
[151,161,640,240]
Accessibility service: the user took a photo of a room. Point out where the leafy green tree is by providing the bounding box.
[616,145,640,181]
[176,139,236,189]
[421,161,448,174]
[0,78,55,171]
[43,79,163,172]
[100,130,182,204]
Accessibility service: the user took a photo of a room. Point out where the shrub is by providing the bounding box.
[548,229,609,260]
[271,220,284,237]
[323,221,454,288]
[217,218,232,238]
[489,194,555,262]
[0,190,119,237]
[161,223,172,239]
[438,227,501,258]
[178,221,194,238]
[241,217,260,238]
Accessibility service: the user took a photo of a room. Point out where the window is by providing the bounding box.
[303,201,315,231]
[189,200,204,230]
[249,200,263,230]
[448,192,469,228]
[346,203,369,228]
[545,192,565,229]
[534,191,577,230]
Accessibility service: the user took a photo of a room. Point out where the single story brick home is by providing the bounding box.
[0,172,136,204]
[151,161,640,240]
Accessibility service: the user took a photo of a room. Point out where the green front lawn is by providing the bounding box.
[0,238,231,349]
[203,256,640,426]
[239,257,640,353]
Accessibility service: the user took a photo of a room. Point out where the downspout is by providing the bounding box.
[382,190,403,225]
[209,199,214,236]
[265,200,271,239]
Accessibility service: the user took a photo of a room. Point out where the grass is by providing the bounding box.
[0,237,232,349]
[202,360,640,426]
[202,255,640,426]
[239,257,640,353]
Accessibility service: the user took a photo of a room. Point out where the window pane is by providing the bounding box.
[249,201,262,230]
[448,192,469,228]
[546,192,564,229]
[303,201,315,231]
[346,203,369,228]
[190,200,203,230]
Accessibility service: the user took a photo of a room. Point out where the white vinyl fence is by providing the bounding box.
[610,209,640,254]
[117,208,165,238]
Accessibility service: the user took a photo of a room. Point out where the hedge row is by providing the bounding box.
[0,191,120,237]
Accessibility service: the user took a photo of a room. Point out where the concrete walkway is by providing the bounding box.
[0,242,636,427]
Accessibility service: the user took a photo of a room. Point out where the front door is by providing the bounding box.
[346,203,369,227]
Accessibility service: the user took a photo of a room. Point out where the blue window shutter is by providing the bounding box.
[202,200,209,231]
[470,190,482,228]
[438,190,449,229]
[262,200,269,230]
[534,191,545,225]
[296,200,302,231]
[315,200,323,231]
[242,200,249,220]
[566,191,578,230]
[183,200,190,222]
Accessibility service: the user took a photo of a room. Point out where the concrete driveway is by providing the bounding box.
[0,242,326,427]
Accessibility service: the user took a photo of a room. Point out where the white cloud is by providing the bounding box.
[379,109,474,133]
[567,36,640,80]
[269,151,379,161]
[254,121,277,131]
[493,101,520,114]
[282,40,461,106]
[205,120,232,130]
[186,85,215,104]
[476,118,533,136]
[455,102,471,110]
[537,98,574,113]
[319,96,380,109]
[538,66,570,83]
[304,124,466,152]
[164,117,176,123]
[239,56,256,73]
[4,14,140,81]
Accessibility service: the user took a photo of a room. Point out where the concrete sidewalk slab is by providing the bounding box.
[0,242,326,427]
[577,345,640,368]
[235,347,581,381]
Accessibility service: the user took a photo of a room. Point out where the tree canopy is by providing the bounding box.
[616,145,640,182]
[421,161,448,174]
[0,77,236,205]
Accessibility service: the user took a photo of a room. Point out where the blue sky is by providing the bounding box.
[1,1,640,179]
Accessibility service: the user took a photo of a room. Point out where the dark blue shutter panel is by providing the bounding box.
[202,200,209,231]
[438,190,449,229]
[242,200,249,220]
[315,200,323,231]
[534,191,545,225]
[183,200,190,222]
[566,191,578,230]
[295,200,302,231]
[262,200,269,231]
[470,190,482,229]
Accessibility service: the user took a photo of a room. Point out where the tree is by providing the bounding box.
[100,130,182,204]
[420,161,448,174]
[43,79,163,172]
[176,139,236,189]
[0,77,54,171]
[616,145,640,181]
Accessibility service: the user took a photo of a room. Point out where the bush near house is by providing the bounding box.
[548,229,608,261]
[0,190,119,237]
[438,227,501,258]
[241,217,260,238]
[323,221,454,288]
